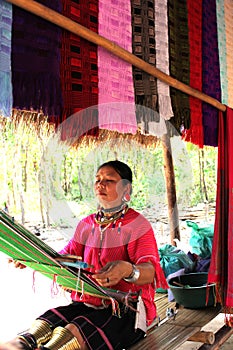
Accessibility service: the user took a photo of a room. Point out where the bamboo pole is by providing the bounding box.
[7,0,226,112]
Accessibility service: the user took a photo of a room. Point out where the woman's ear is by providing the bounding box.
[123,192,131,202]
[122,183,132,202]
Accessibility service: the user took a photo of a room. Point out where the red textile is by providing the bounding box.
[208,106,233,318]
[61,208,168,326]
[59,0,99,139]
[183,0,204,147]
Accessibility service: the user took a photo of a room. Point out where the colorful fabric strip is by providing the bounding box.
[98,0,137,134]
[183,0,204,147]
[167,0,190,135]
[202,0,221,147]
[216,0,228,105]
[131,0,159,135]
[154,0,173,122]
[224,0,233,108]
[0,0,12,117]
[11,0,63,119]
[208,107,233,314]
[59,0,99,139]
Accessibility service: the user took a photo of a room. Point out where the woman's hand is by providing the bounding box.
[92,260,133,287]
[8,258,26,269]
[92,261,155,287]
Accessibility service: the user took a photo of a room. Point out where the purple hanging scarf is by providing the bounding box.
[12,0,63,119]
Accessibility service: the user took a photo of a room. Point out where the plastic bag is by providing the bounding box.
[186,220,214,259]
[157,244,194,293]
[158,244,194,277]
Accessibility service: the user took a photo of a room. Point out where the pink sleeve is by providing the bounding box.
[127,219,168,290]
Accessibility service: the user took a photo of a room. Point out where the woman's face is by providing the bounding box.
[94,166,128,208]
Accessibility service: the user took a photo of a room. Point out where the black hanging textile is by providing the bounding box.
[131,0,159,133]
[167,0,190,135]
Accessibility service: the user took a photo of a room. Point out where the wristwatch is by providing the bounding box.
[123,264,140,283]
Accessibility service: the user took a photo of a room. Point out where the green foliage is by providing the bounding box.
[0,120,217,222]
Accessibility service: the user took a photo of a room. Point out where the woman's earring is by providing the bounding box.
[123,193,131,203]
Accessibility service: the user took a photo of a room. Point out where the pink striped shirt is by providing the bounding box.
[60,208,167,326]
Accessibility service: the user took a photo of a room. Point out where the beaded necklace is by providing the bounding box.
[92,204,129,235]
[92,204,129,267]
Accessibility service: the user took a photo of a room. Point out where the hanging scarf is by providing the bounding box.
[167,0,190,135]
[11,0,63,119]
[59,0,99,140]
[202,0,221,147]
[154,0,173,121]
[182,0,203,147]
[208,106,233,324]
[131,0,159,134]
[224,0,233,108]
[98,0,137,134]
[216,0,228,105]
[0,0,12,117]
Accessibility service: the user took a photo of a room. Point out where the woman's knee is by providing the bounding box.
[65,323,88,350]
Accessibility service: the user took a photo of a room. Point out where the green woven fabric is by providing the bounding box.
[0,210,111,299]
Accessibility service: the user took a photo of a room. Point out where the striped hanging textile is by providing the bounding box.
[202,0,221,147]
[208,107,233,321]
[224,0,233,108]
[0,0,12,117]
[182,0,204,147]
[11,0,63,119]
[167,0,190,135]
[98,0,137,134]
[154,0,173,121]
[131,0,159,135]
[216,0,228,105]
[59,0,99,140]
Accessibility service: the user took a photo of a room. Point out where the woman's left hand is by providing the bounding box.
[92,260,133,287]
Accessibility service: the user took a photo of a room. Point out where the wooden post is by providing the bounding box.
[188,331,215,345]
[161,133,180,244]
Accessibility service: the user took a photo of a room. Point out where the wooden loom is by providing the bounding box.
[0,209,138,305]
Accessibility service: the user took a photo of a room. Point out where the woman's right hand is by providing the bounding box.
[8,258,26,269]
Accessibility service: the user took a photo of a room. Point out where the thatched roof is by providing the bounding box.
[1,109,159,149]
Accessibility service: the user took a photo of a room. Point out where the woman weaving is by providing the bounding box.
[1,160,167,350]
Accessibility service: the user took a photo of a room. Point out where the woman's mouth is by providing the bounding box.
[96,191,106,196]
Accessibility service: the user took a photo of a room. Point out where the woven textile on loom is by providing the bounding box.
[202,0,221,147]
[11,0,63,119]
[0,0,12,117]
[0,210,138,306]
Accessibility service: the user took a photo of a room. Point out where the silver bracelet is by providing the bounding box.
[123,264,140,283]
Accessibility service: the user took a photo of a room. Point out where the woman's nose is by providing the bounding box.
[97,180,105,187]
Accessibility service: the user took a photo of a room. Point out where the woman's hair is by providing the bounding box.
[97,160,133,184]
